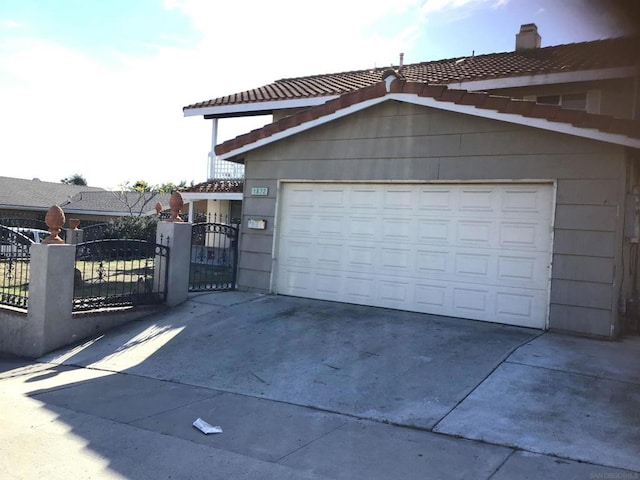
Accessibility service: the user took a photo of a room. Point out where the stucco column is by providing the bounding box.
[64,228,84,245]
[26,244,76,357]
[156,221,191,307]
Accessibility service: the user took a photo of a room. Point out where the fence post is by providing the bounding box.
[156,221,191,306]
[25,244,75,357]
[65,219,84,245]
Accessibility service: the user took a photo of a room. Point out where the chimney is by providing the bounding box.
[515,23,541,51]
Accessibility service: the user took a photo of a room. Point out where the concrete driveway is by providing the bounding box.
[3,292,639,478]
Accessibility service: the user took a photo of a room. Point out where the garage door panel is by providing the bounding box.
[383,188,413,209]
[349,216,377,239]
[317,188,346,207]
[497,255,541,285]
[316,241,343,266]
[417,220,452,243]
[454,253,491,278]
[496,292,534,319]
[382,218,412,242]
[502,188,543,212]
[281,269,314,294]
[459,189,497,212]
[345,275,376,301]
[287,187,315,206]
[414,283,449,310]
[381,247,412,270]
[499,222,542,250]
[315,272,343,296]
[277,183,553,328]
[379,280,410,303]
[418,189,454,211]
[286,215,313,236]
[453,287,490,315]
[283,241,314,266]
[350,188,380,209]
[347,245,376,268]
[494,288,548,328]
[457,221,493,245]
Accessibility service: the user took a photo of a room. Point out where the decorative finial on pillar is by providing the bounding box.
[42,205,66,244]
[155,202,163,217]
[69,218,80,230]
[167,191,184,222]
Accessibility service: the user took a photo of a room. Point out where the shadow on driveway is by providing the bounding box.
[2,293,639,478]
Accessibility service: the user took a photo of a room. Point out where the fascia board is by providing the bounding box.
[0,204,48,212]
[183,96,338,118]
[453,66,638,91]
[389,93,640,149]
[181,192,243,201]
[218,97,389,160]
[219,92,640,160]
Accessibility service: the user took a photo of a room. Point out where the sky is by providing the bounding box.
[0,0,631,190]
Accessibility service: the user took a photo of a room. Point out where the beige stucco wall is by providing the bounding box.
[237,100,629,337]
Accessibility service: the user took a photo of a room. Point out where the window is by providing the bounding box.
[536,95,560,106]
[536,93,586,111]
[561,93,587,110]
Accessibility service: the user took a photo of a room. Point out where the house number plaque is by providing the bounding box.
[251,187,269,196]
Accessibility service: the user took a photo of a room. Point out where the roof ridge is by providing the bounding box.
[184,35,639,112]
[273,35,638,82]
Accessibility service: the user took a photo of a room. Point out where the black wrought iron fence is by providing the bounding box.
[0,216,48,231]
[0,257,29,309]
[0,225,32,309]
[189,222,238,291]
[73,238,169,311]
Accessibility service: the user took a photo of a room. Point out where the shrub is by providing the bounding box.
[103,216,157,242]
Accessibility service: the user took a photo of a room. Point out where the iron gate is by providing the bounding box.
[189,222,238,291]
[73,238,169,311]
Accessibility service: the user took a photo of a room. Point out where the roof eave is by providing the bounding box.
[219,92,640,161]
[183,96,339,118]
[452,66,639,91]
[181,192,243,200]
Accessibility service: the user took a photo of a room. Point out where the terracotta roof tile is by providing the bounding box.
[215,78,640,156]
[186,36,639,112]
[181,180,243,193]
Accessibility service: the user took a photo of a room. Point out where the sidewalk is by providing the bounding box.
[1,292,639,479]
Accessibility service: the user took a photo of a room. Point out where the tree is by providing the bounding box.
[156,180,187,193]
[61,174,88,186]
[112,180,189,216]
[112,181,160,217]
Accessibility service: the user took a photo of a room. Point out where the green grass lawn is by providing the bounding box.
[0,259,30,296]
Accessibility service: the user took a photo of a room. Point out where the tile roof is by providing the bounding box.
[180,180,243,193]
[185,36,639,112]
[215,73,640,157]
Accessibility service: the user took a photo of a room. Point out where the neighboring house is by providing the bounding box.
[0,176,172,225]
[183,24,640,338]
[60,190,173,223]
[179,179,242,224]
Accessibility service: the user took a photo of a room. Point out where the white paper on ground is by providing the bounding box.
[193,417,223,434]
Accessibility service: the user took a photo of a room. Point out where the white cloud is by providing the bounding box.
[0,0,505,189]
[1,19,23,29]
[0,38,212,189]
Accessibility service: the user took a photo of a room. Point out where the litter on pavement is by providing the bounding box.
[193,417,223,434]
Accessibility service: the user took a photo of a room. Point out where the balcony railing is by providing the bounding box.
[208,153,244,180]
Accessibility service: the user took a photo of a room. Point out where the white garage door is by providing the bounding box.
[276,183,554,328]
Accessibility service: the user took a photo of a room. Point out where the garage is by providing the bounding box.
[276,182,554,328]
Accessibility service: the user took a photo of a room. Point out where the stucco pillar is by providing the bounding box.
[156,221,191,307]
[26,244,76,357]
[64,227,84,245]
